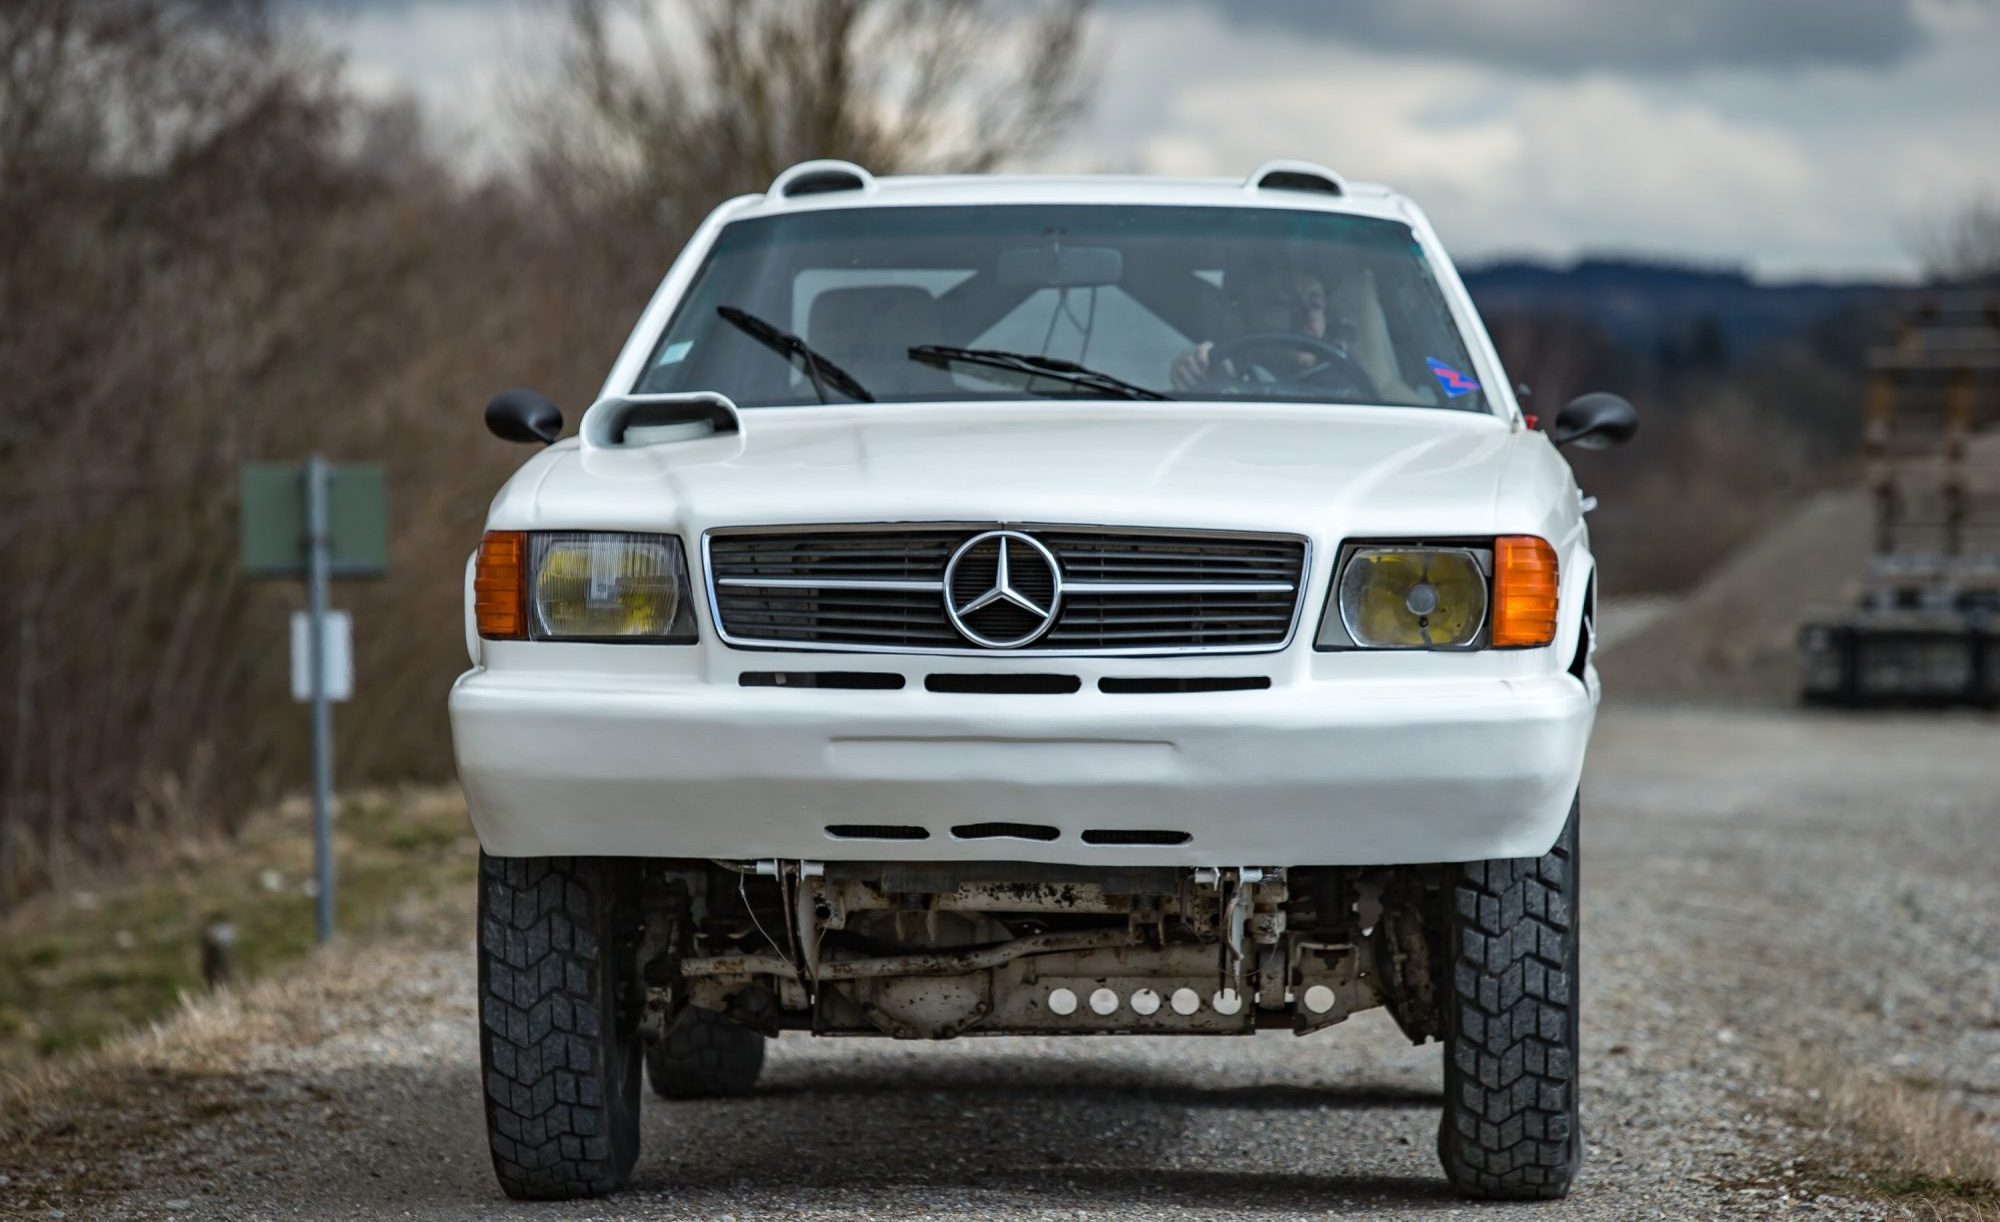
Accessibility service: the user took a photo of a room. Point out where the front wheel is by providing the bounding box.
[477,854,644,1200]
[1437,800,1583,1200]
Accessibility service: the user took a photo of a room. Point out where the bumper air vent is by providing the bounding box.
[1080,829,1193,847]
[825,824,929,841]
[951,822,1060,842]
[740,671,904,689]
[925,673,1080,694]
[1097,676,1270,694]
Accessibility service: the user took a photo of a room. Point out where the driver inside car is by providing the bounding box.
[1169,260,1428,402]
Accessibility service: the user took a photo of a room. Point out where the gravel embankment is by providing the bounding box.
[1596,489,1871,703]
[4,701,1996,1219]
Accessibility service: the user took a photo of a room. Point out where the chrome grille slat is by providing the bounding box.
[1062,581,1294,595]
[1054,613,1293,628]
[717,577,945,591]
[1046,627,1283,642]
[706,525,1308,654]
[1071,605,1293,613]
[1065,567,1302,579]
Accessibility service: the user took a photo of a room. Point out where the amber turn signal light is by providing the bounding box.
[474,531,527,639]
[1491,536,1558,648]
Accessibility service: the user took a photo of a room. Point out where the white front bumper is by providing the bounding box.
[450,664,1593,866]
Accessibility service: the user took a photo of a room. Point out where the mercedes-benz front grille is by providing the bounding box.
[706,525,1309,654]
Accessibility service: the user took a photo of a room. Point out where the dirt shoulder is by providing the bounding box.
[0,790,476,1073]
[1582,702,2000,1211]
[3,702,1996,1219]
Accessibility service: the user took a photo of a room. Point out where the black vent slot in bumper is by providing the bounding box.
[951,822,1060,842]
[1081,829,1192,846]
[741,671,904,689]
[826,824,930,841]
[925,673,1080,694]
[1098,676,1270,694]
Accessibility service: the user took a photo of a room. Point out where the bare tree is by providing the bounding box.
[1914,194,2000,283]
[0,0,358,905]
[0,0,1099,909]
[521,0,1093,227]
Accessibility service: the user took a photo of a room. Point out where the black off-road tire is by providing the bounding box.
[477,854,644,1200]
[1437,800,1583,1200]
[646,1007,767,1099]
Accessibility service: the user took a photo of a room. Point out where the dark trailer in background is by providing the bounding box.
[1800,290,2000,706]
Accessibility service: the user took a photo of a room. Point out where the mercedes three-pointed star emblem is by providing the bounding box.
[943,530,1063,648]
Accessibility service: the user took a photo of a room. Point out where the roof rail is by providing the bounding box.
[768,159,875,199]
[1245,159,1347,198]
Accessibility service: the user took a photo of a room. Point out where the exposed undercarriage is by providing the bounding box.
[637,860,1449,1044]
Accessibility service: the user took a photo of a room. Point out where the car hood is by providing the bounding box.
[504,401,1528,538]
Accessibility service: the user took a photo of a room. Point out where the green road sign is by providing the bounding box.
[239,462,388,579]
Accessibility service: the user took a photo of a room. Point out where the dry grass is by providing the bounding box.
[0,784,475,1071]
[0,929,467,1207]
[1,979,300,1151]
[0,781,477,1211]
[1780,1051,2000,1218]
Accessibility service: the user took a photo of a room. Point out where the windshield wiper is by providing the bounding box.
[908,345,1172,402]
[716,305,874,403]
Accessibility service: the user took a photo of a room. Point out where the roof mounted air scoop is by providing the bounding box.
[1245,159,1348,197]
[769,159,875,199]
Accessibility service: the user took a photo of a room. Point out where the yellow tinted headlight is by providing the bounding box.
[529,533,696,641]
[1330,547,1487,649]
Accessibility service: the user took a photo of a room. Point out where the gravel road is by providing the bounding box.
[7,700,1997,1220]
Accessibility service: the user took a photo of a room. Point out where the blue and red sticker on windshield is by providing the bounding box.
[1426,358,1480,398]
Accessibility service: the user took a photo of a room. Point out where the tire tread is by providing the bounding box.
[478,854,641,1200]
[647,1008,766,1099]
[1438,804,1581,1199]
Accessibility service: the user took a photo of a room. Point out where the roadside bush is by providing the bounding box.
[0,0,1089,907]
[1482,311,1862,594]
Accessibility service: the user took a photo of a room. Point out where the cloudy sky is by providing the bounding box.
[307,0,2000,281]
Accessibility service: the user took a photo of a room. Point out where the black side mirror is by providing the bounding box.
[485,388,563,446]
[1552,392,1637,450]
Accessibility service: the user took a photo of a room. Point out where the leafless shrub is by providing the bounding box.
[0,0,1096,908]
[1583,405,1801,590]
[0,0,647,904]
[0,0,361,902]
[1483,309,1859,595]
[1913,194,2000,284]
[520,0,1091,227]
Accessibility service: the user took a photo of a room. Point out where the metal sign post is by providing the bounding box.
[305,456,336,945]
[240,459,386,945]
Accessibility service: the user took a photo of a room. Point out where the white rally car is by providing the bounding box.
[452,159,1636,1202]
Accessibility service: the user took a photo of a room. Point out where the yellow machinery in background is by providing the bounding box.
[1801,289,2000,705]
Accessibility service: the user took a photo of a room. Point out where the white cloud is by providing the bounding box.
[1106,0,1931,73]
[1050,1,2000,276]
[305,0,2000,277]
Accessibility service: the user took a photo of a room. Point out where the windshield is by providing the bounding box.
[634,204,1488,412]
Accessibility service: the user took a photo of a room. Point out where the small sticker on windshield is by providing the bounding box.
[1426,358,1479,398]
[655,340,693,367]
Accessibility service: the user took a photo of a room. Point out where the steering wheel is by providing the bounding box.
[1203,332,1378,398]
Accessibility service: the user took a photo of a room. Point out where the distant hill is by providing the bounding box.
[1460,256,1897,362]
